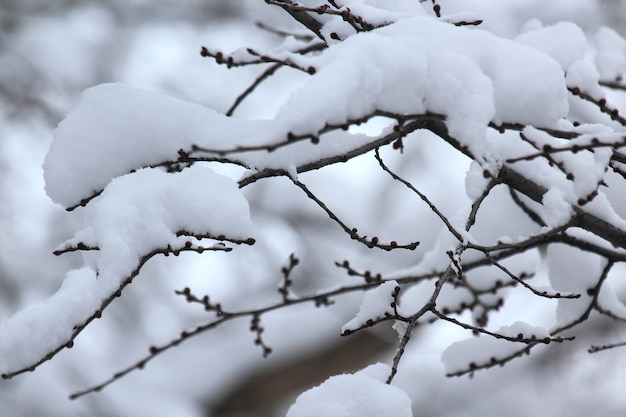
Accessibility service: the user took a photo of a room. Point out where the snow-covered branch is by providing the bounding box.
[3,2,626,414]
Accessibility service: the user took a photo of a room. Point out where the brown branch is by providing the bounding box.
[374,148,465,242]
[551,260,614,335]
[1,241,236,381]
[506,136,626,164]
[569,86,626,126]
[69,279,388,399]
[291,178,420,251]
[445,344,534,377]
[387,256,460,383]
[238,115,446,187]
[599,79,626,91]
[589,339,626,353]
[265,0,325,40]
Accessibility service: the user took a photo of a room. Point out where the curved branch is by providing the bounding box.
[1,238,248,380]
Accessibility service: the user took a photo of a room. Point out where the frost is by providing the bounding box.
[286,363,412,417]
[342,281,398,333]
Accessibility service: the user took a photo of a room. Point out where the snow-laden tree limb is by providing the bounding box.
[2,2,626,411]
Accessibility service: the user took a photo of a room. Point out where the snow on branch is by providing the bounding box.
[4,0,626,408]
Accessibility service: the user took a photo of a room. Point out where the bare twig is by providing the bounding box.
[291,178,420,251]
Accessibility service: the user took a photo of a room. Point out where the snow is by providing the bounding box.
[44,83,266,208]
[593,27,626,80]
[46,14,572,210]
[286,363,412,417]
[441,322,549,375]
[541,187,573,227]
[515,22,586,71]
[565,60,605,99]
[9,2,626,415]
[0,165,253,374]
[0,267,99,372]
[342,280,398,333]
[465,160,495,201]
[67,165,254,282]
[547,244,602,328]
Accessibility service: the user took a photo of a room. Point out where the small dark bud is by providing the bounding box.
[306,66,316,75]
[330,32,340,40]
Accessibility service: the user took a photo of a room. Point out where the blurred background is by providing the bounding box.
[1,1,626,416]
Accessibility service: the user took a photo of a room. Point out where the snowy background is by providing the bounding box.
[1,1,626,416]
